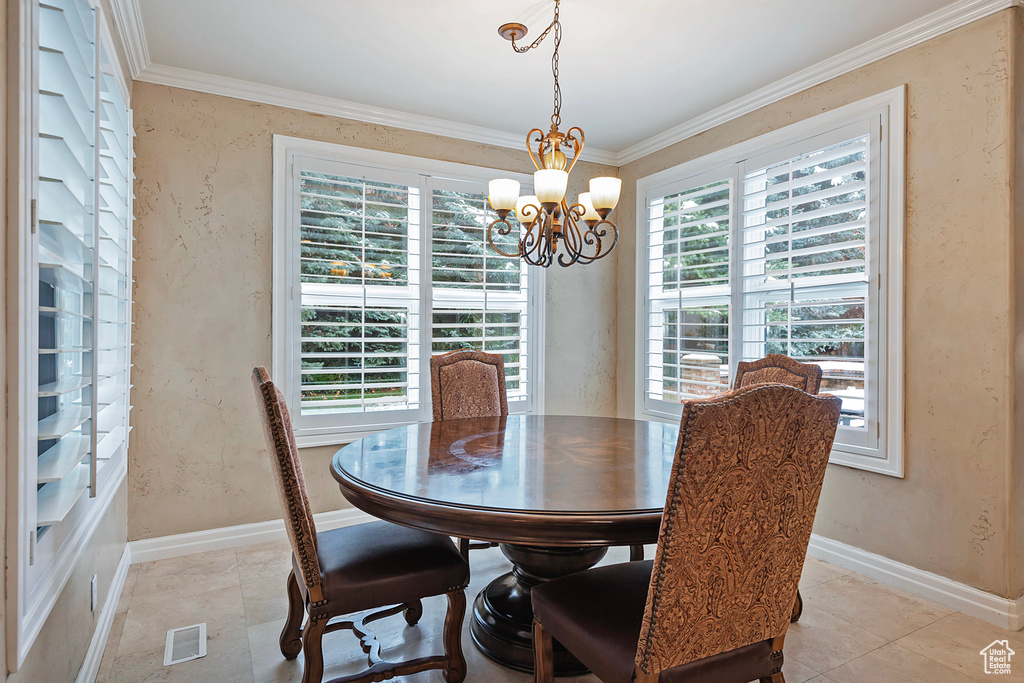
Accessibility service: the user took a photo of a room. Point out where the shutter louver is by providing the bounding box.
[299,171,421,414]
[430,186,531,404]
[741,135,869,426]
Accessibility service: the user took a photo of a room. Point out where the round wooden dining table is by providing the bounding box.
[330,414,679,675]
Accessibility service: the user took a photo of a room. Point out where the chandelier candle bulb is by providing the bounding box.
[577,192,600,223]
[589,177,622,211]
[488,179,521,214]
[534,169,568,206]
[516,195,539,225]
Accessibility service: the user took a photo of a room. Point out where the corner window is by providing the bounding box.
[636,88,904,476]
[273,137,543,446]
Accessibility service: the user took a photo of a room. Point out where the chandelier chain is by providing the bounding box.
[551,12,561,128]
[510,0,562,128]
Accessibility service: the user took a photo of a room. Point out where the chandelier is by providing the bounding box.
[487,0,621,268]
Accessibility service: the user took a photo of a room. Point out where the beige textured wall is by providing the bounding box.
[129,83,618,540]
[9,485,127,682]
[616,11,1018,595]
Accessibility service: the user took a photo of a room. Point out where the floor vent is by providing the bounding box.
[163,623,207,666]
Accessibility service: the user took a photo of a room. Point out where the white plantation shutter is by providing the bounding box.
[430,180,532,408]
[637,94,903,475]
[298,167,422,417]
[21,0,134,650]
[644,174,732,413]
[740,123,874,439]
[34,0,98,531]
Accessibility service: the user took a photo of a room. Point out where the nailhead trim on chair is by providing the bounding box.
[255,375,324,600]
[637,400,700,674]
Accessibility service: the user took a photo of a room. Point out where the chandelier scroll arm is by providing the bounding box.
[486,216,525,259]
[526,128,545,171]
[563,126,585,176]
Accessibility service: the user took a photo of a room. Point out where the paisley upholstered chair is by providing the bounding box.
[251,367,469,683]
[733,354,823,394]
[430,349,509,421]
[530,384,842,683]
[732,353,823,622]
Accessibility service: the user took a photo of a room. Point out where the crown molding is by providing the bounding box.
[123,0,1015,167]
[615,0,1020,165]
[135,64,619,166]
[107,0,150,80]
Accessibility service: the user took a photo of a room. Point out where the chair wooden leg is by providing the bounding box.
[532,618,554,683]
[760,674,786,683]
[458,537,470,560]
[629,544,644,562]
[790,589,803,622]
[443,590,467,683]
[280,569,304,660]
[300,617,327,683]
[404,598,423,625]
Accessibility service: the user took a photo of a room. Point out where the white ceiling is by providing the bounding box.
[137,0,956,154]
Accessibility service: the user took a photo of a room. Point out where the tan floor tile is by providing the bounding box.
[896,613,1024,682]
[825,643,977,683]
[235,538,292,569]
[96,608,129,680]
[118,584,247,656]
[801,573,952,640]
[784,606,887,672]
[805,677,838,682]
[800,556,852,589]
[783,657,822,683]
[104,624,254,683]
[237,548,293,627]
[130,548,240,608]
[118,565,140,614]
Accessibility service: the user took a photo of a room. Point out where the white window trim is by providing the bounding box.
[272,135,546,447]
[634,86,905,477]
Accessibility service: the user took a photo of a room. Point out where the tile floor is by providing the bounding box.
[96,540,1024,682]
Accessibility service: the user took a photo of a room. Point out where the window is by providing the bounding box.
[274,137,543,446]
[636,88,904,476]
[11,0,133,666]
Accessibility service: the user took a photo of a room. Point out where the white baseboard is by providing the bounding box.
[808,534,1024,632]
[128,508,375,563]
[77,545,132,683]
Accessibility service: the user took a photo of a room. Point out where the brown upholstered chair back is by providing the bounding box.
[251,367,324,604]
[430,349,509,420]
[733,354,823,394]
[635,384,841,679]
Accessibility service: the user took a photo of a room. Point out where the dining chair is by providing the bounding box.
[430,349,508,556]
[732,353,823,622]
[430,348,509,421]
[251,366,469,683]
[530,383,842,683]
[732,353,823,394]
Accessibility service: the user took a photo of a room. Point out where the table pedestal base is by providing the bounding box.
[470,543,608,676]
